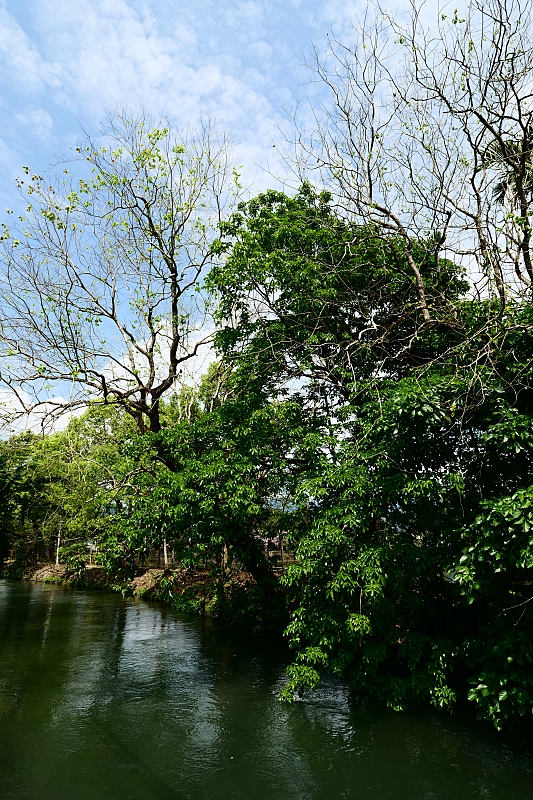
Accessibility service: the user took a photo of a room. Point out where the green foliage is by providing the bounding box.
[4,182,533,730]
[0,435,34,565]
[210,185,533,728]
[123,387,312,588]
[0,404,140,572]
[210,182,468,392]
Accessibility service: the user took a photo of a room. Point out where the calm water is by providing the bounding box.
[1,580,533,800]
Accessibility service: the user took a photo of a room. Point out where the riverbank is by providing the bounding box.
[1,561,286,631]
[6,578,532,800]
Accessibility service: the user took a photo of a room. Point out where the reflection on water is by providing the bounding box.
[1,580,532,800]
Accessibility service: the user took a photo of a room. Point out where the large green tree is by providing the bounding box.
[209,184,533,728]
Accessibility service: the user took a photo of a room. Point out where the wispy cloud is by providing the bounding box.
[0,0,368,429]
[0,6,60,94]
[0,0,365,183]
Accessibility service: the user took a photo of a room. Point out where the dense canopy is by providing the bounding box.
[3,0,533,731]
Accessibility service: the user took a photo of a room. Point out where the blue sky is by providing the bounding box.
[0,0,371,208]
[0,0,376,429]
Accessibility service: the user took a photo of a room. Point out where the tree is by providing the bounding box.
[0,436,31,565]
[124,388,310,588]
[286,0,533,305]
[277,314,533,727]
[0,405,141,572]
[0,111,237,434]
[211,183,468,402]
[211,184,533,728]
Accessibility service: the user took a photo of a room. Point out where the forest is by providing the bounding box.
[2,0,533,731]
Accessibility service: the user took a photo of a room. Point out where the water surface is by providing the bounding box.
[1,579,532,800]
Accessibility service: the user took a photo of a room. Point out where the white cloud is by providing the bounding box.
[246,40,273,62]
[0,7,60,93]
[0,0,357,192]
[0,388,81,435]
[0,0,291,189]
[222,0,265,34]
[17,0,267,125]
[0,0,373,431]
[13,107,54,142]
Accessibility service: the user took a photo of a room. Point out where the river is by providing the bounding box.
[1,579,533,800]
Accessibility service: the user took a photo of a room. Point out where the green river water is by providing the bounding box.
[1,579,533,800]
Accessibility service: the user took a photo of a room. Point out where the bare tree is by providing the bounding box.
[288,0,533,310]
[0,111,237,433]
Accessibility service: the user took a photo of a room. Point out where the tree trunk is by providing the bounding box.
[232,532,278,592]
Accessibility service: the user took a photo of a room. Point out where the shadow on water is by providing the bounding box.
[1,578,532,800]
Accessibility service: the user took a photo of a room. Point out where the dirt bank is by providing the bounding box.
[2,560,285,631]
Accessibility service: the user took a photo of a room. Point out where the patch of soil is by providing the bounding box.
[132,566,256,601]
[30,563,67,582]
